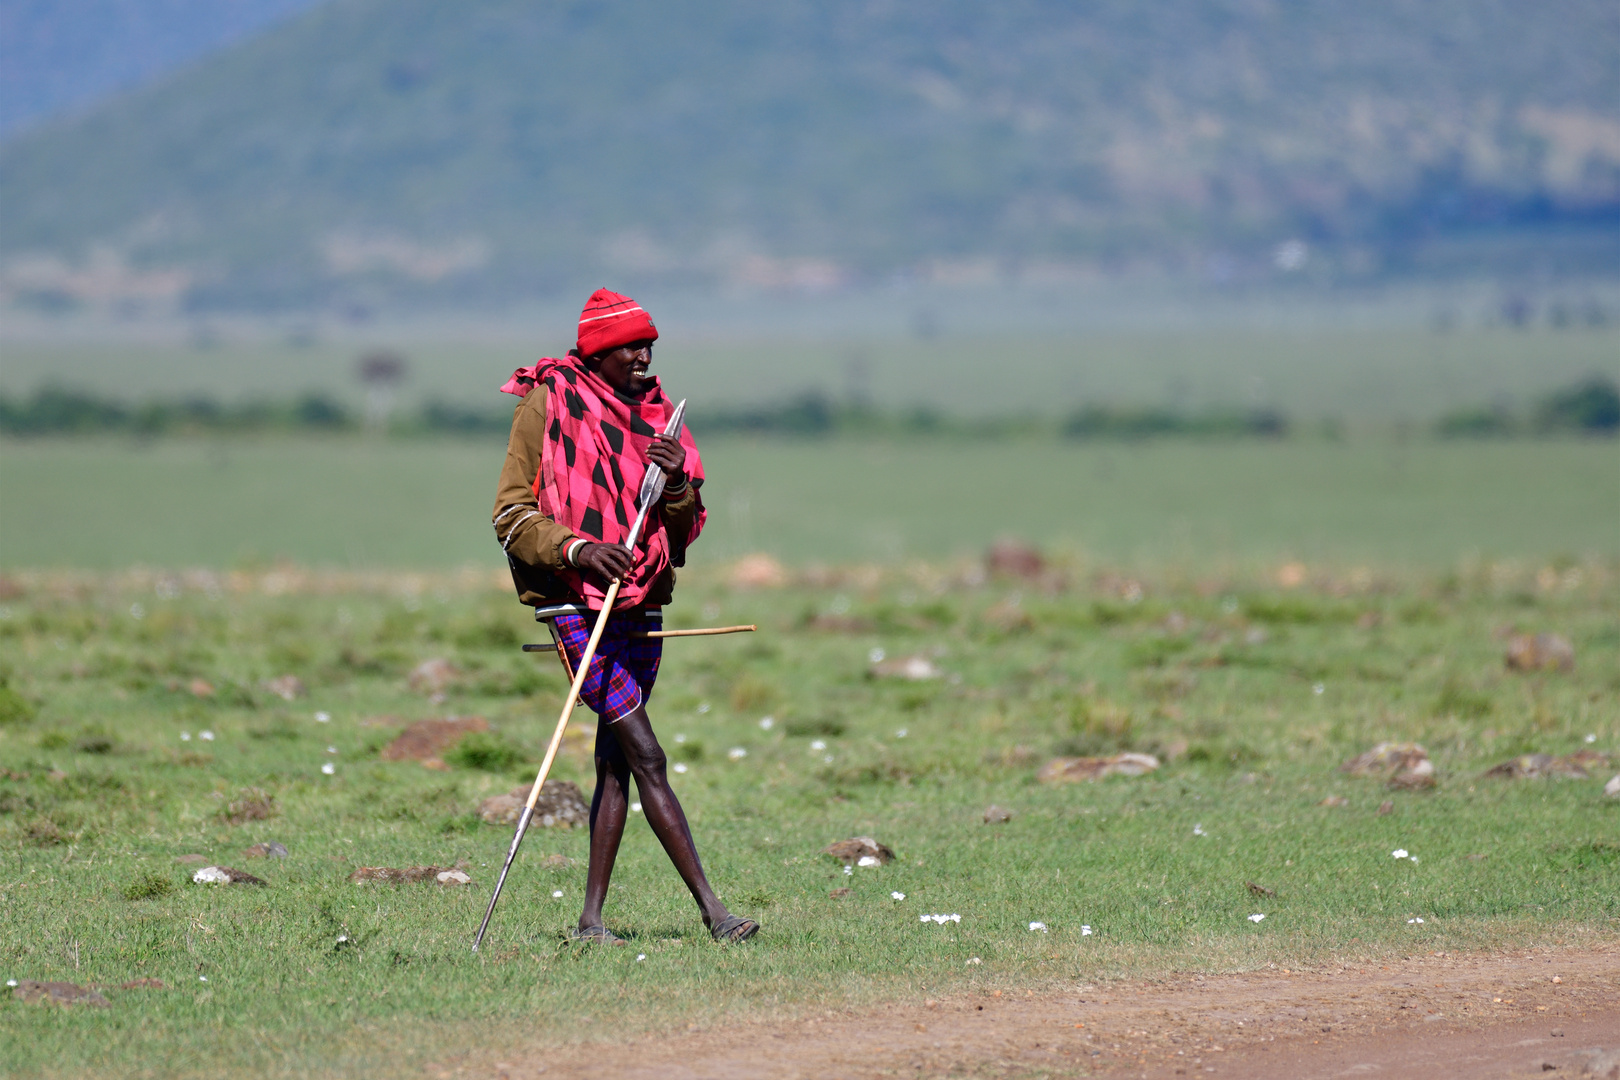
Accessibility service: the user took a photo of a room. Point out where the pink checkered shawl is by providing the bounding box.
[500,357,704,609]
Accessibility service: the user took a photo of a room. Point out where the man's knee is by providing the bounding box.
[624,740,667,779]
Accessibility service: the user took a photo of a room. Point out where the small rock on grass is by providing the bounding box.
[243,841,289,859]
[12,981,110,1007]
[983,805,1013,824]
[1606,774,1620,799]
[869,655,943,680]
[1037,752,1159,783]
[193,865,266,885]
[822,837,896,864]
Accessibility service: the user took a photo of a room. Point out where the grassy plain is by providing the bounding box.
[3,436,1618,570]
[0,559,1617,1078]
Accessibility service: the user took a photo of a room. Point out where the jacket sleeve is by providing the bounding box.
[493,385,579,571]
[659,474,703,566]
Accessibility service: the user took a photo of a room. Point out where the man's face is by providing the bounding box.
[591,340,655,395]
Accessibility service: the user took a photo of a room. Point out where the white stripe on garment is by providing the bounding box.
[577,305,645,324]
[494,503,534,524]
[500,510,540,551]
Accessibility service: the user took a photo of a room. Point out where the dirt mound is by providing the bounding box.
[822,837,896,865]
[1340,742,1435,788]
[1038,752,1160,783]
[1485,750,1609,779]
[11,981,109,1007]
[1505,632,1576,672]
[349,865,471,885]
[379,716,488,769]
[477,780,589,827]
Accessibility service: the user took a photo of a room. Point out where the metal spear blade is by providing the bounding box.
[623,398,686,553]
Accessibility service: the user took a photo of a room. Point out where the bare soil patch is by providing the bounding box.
[438,945,1620,1079]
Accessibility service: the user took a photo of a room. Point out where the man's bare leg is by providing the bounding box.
[583,705,731,930]
[578,726,632,933]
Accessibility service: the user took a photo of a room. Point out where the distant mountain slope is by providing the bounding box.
[0,0,326,137]
[2,0,1617,311]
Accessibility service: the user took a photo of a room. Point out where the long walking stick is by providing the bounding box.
[473,400,685,952]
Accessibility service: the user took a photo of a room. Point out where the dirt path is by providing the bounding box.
[441,946,1620,1079]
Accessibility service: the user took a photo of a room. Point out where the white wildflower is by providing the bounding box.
[1248,913,1266,923]
[1028,921,1047,932]
[869,647,886,663]
[315,711,331,723]
[321,762,336,775]
[630,802,642,813]
[696,702,711,714]
[844,865,853,876]
[180,732,192,741]
[810,739,826,750]
[1081,925,1093,936]
[199,730,215,741]
[326,745,337,754]
[1392,849,1409,859]
[1585,733,1597,743]
[672,762,688,774]
[6,979,17,987]
[552,890,564,898]
[728,747,747,760]
[636,954,646,962]
[896,728,908,738]
[674,733,687,743]
[1193,824,1206,836]
[823,755,834,763]
[199,976,208,982]
[1407,917,1425,924]
[759,716,774,730]
[966,957,981,965]
[891,891,905,901]
[1312,683,1325,695]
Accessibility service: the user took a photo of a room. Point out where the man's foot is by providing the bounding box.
[569,925,628,945]
[709,914,759,943]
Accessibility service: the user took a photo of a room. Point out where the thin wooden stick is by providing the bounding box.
[633,624,756,638]
[474,578,622,951]
[521,624,755,650]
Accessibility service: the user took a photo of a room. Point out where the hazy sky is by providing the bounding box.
[0,0,326,138]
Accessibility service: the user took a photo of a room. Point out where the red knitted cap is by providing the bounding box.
[576,288,658,357]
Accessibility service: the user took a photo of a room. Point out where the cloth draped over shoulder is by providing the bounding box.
[500,356,704,609]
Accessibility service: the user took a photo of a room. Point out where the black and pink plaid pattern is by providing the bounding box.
[499,356,705,610]
[553,612,663,722]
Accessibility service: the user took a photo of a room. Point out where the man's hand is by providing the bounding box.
[574,542,633,582]
[646,433,686,485]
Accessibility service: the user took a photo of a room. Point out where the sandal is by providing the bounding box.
[709,914,760,943]
[569,925,628,945]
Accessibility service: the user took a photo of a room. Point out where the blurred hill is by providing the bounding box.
[1,0,1617,313]
[0,0,323,137]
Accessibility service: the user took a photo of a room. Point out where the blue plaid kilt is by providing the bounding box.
[552,611,663,722]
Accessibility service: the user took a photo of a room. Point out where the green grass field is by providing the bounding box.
[1,559,1617,1078]
[3,437,1617,570]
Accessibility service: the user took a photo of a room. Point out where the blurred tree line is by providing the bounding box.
[1,377,1613,439]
